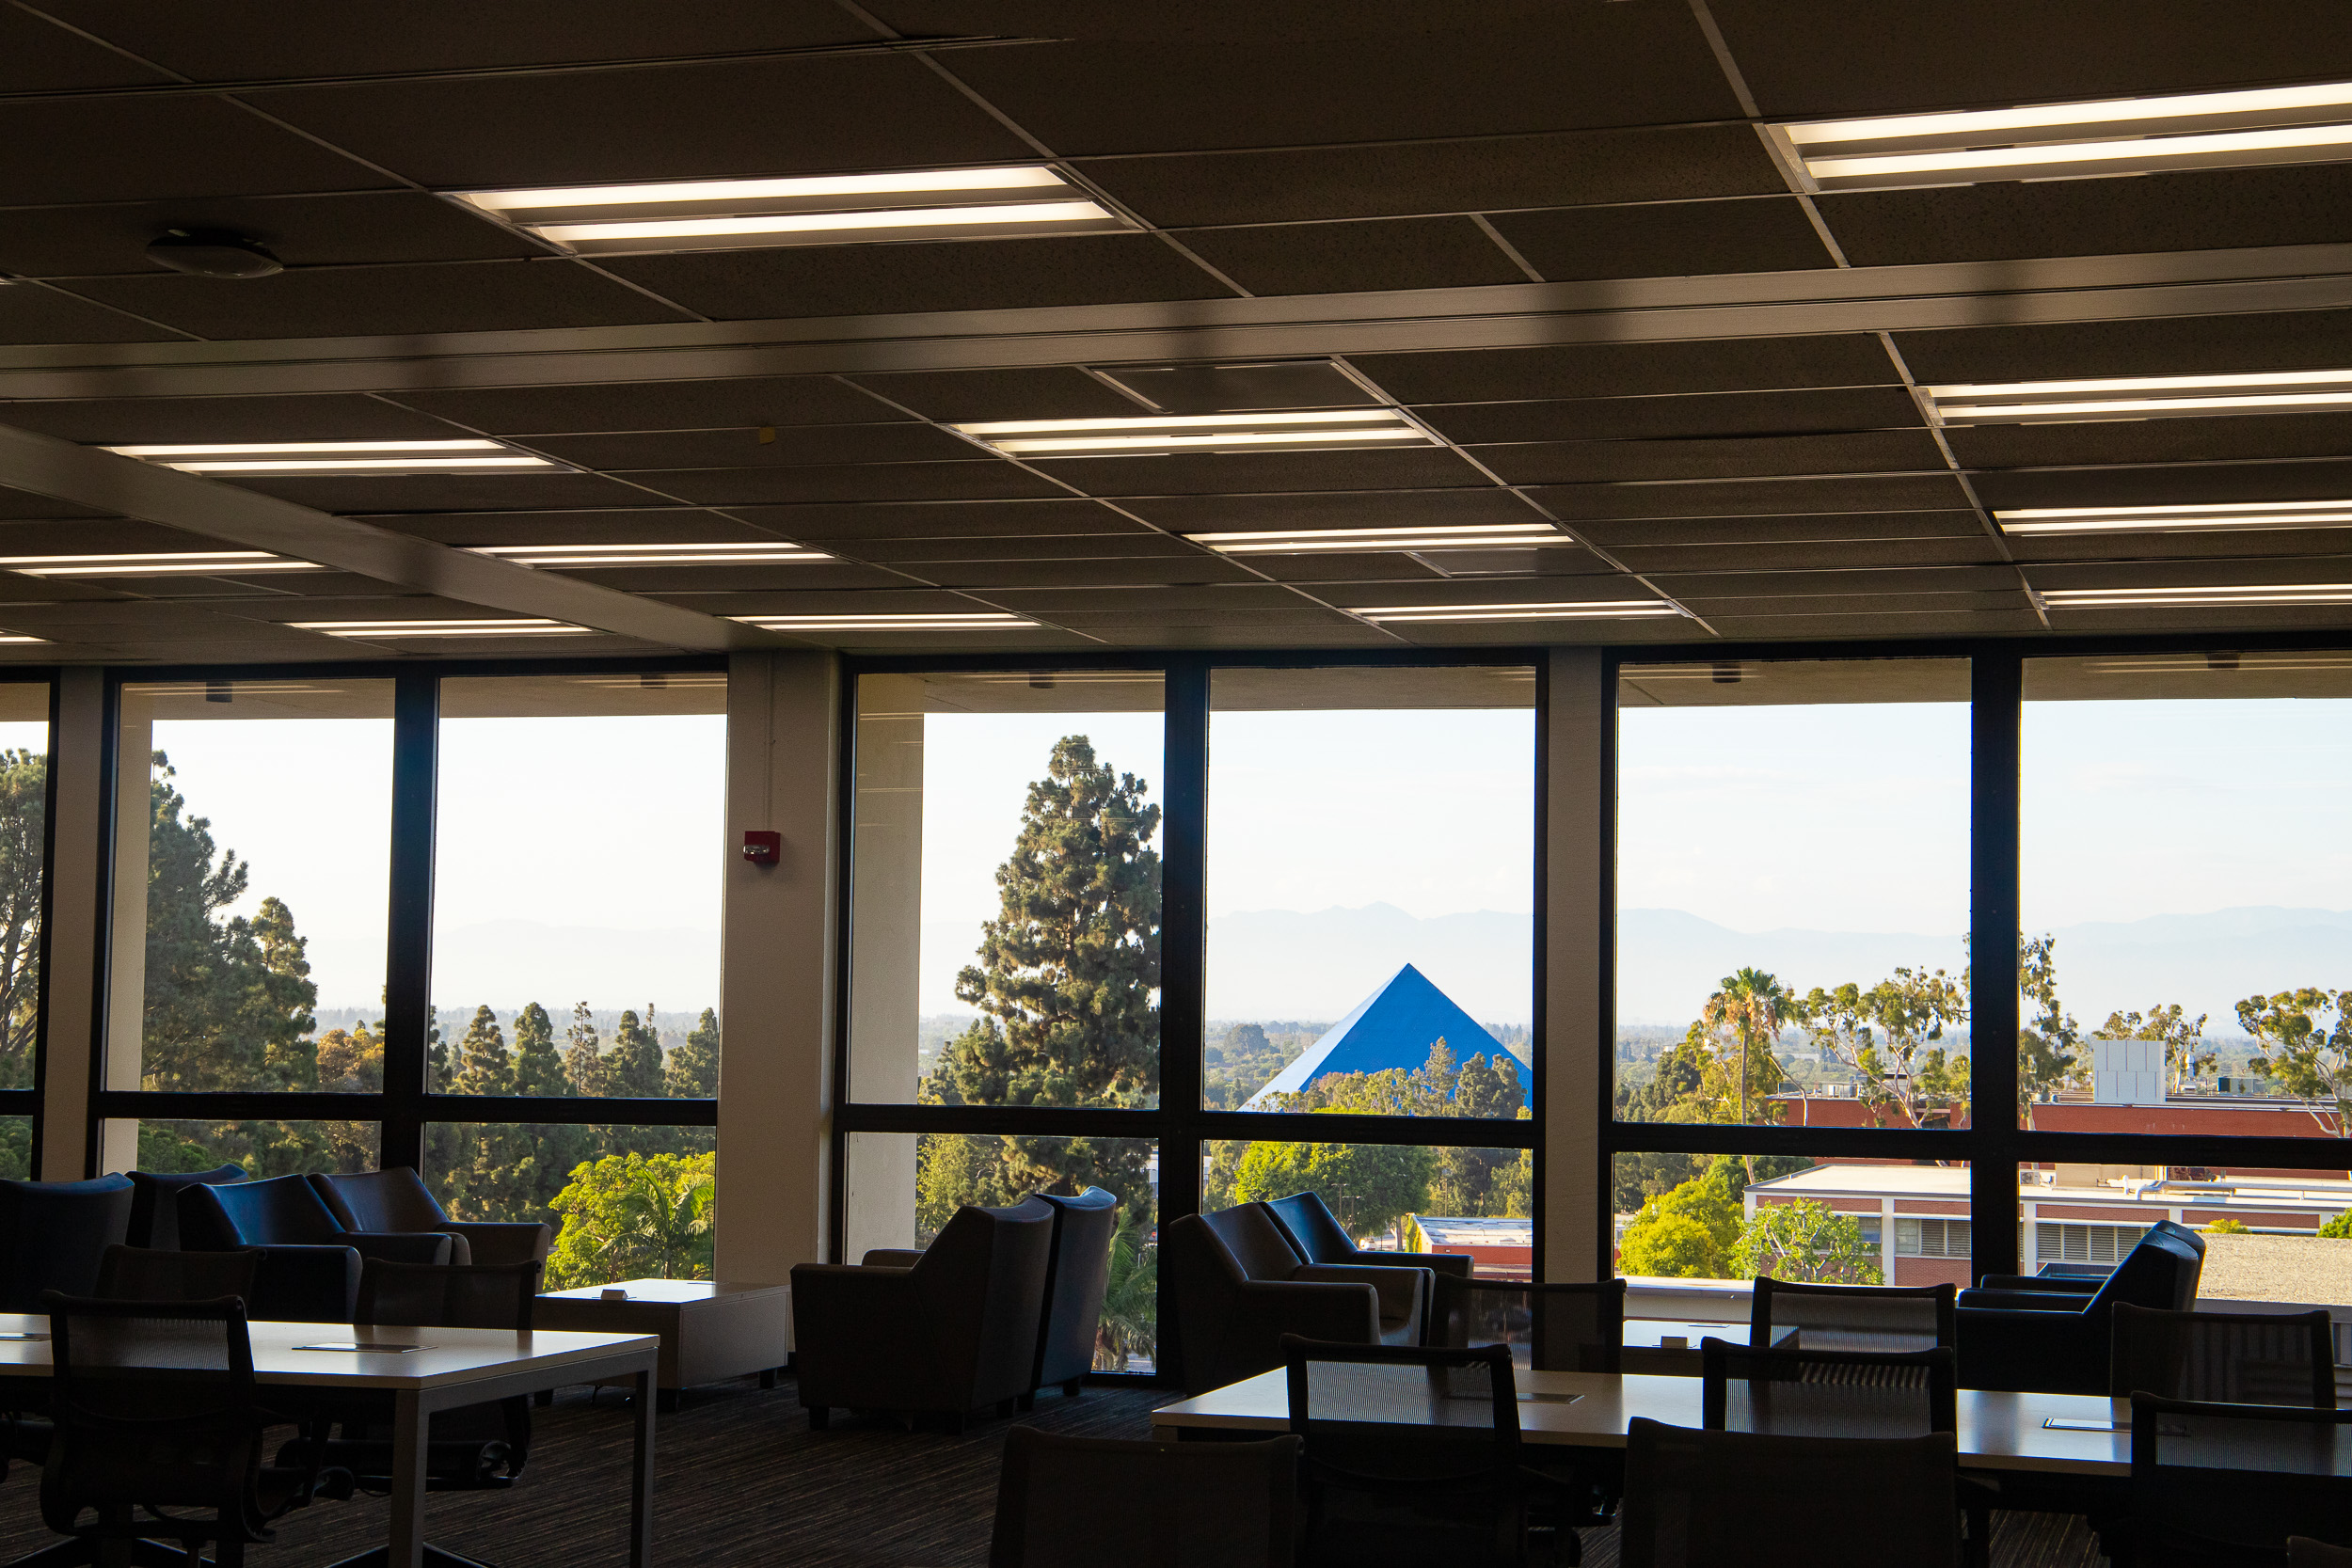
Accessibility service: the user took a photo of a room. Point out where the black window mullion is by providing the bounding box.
[379,671,438,1173]
[1969,648,2024,1280]
[1157,656,1209,1226]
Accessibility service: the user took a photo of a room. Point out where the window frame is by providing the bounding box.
[84,655,725,1174]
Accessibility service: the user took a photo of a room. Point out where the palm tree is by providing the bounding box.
[1094,1215,1157,1370]
[1702,967,1793,1127]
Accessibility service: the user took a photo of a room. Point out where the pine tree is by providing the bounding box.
[449,1005,514,1097]
[564,1001,612,1097]
[607,1005,665,1098]
[511,1003,573,1097]
[666,1008,720,1099]
[0,750,44,1091]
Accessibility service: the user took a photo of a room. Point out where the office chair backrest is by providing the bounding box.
[1620,1418,1960,1568]
[1281,1336,1517,1481]
[2094,1225,2205,1315]
[125,1166,246,1251]
[1032,1186,1120,1391]
[95,1244,262,1304]
[1702,1338,1958,1440]
[1198,1204,1305,1282]
[180,1174,344,1249]
[0,1176,134,1312]
[357,1259,539,1331]
[1263,1192,1356,1263]
[990,1427,1299,1568]
[2130,1394,2352,1562]
[1433,1275,1625,1372]
[2291,1538,2352,1568]
[1751,1277,1955,1354]
[2112,1305,2337,1406]
[310,1167,446,1233]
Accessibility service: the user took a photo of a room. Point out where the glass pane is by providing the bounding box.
[434,673,725,1097]
[1207,667,1534,1117]
[1615,658,1972,1128]
[0,1116,29,1180]
[1613,1153,1969,1287]
[135,1117,380,1179]
[2018,1163,2352,1307]
[849,672,1166,1108]
[845,1131,1159,1370]
[0,683,48,1093]
[2022,653,2352,1134]
[427,1122,715,1289]
[118,678,393,1092]
[1206,1137,1533,1278]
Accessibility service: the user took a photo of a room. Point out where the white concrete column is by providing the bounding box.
[38,670,105,1180]
[97,694,150,1171]
[713,650,841,1284]
[841,674,922,1259]
[1542,648,1607,1280]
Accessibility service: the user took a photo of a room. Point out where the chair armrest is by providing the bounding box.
[444,1222,551,1268]
[1236,1277,1383,1346]
[1977,1273,2101,1295]
[790,1264,936,1410]
[1957,1289,2090,1314]
[1417,1253,1475,1278]
[860,1249,926,1269]
[342,1231,453,1266]
[248,1245,362,1323]
[1955,1303,2108,1394]
[1295,1262,1429,1334]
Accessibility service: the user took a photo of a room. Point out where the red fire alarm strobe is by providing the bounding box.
[741,830,781,866]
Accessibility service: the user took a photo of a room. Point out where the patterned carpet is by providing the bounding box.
[0,1375,2106,1568]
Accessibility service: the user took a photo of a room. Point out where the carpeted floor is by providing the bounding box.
[0,1375,2109,1568]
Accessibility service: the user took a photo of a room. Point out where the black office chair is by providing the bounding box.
[2117,1394,2352,1568]
[289,1259,541,1531]
[94,1246,262,1305]
[2110,1304,2336,1407]
[1618,1418,1961,1568]
[990,1427,1300,1568]
[38,1293,324,1568]
[1281,1336,1552,1568]
[1750,1277,1955,1354]
[1433,1276,1625,1373]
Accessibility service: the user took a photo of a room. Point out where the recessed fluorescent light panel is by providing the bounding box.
[0,635,47,646]
[107,440,558,475]
[293,619,591,639]
[2040,584,2352,610]
[456,166,1134,255]
[1187,523,1562,555]
[0,550,320,577]
[1996,501,2352,535]
[1777,79,2352,191]
[1926,371,2352,425]
[731,611,1039,631]
[1353,599,1688,624]
[470,542,829,568]
[955,409,1431,458]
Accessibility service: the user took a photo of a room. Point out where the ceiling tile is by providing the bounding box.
[1951,413,2352,469]
[1417,388,1924,444]
[0,283,183,344]
[39,0,874,79]
[1119,487,1539,533]
[219,470,666,512]
[1532,474,1972,521]
[1353,336,1898,404]
[844,533,1195,562]
[722,499,1138,542]
[1672,589,2028,617]
[385,376,901,436]
[1577,510,1990,547]
[980,584,1306,613]
[1083,127,1782,226]
[640,463,1065,506]
[0,192,539,278]
[1971,460,2352,512]
[0,394,469,445]
[930,8,1740,154]
[0,98,391,205]
[2021,554,2352,591]
[1487,198,1836,282]
[1610,534,2006,572]
[0,486,116,521]
[1034,447,1486,497]
[907,556,1257,590]
[560,562,918,593]
[355,509,773,546]
[525,424,975,471]
[68,259,694,339]
[2006,527,2352,564]
[1475,430,1947,485]
[246,55,1033,188]
[600,234,1234,322]
[1650,564,2023,597]
[0,8,173,90]
[1708,0,2352,119]
[1892,310,2352,386]
[1823,164,2352,268]
[1702,608,2045,639]
[1172,217,1530,295]
[845,369,1145,423]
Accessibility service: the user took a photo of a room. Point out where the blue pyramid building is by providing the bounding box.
[1242,963,1532,1110]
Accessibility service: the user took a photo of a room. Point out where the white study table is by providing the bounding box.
[1152,1368,2139,1477]
[0,1311,660,1568]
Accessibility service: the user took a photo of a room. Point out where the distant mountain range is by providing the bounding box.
[923,903,2352,1036]
[323,919,723,1015]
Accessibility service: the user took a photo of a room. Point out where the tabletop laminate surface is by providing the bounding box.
[1151,1369,2140,1475]
[0,1311,657,1390]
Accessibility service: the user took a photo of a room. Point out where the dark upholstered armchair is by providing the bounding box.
[1956,1221,2206,1394]
[1162,1205,1408,1394]
[309,1167,553,1268]
[1031,1187,1120,1401]
[126,1165,246,1250]
[1265,1190,1465,1340]
[0,1176,134,1313]
[180,1173,451,1323]
[793,1197,1055,1431]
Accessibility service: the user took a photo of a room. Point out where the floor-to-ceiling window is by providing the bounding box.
[0,678,52,1179]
